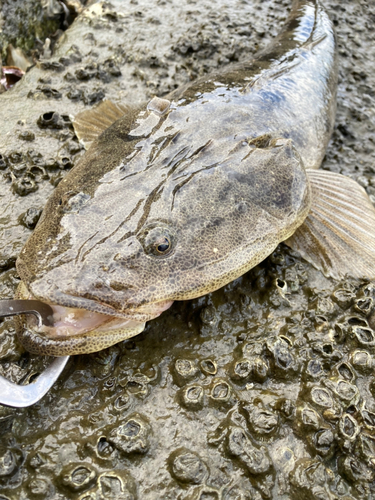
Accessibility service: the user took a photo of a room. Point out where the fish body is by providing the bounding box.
[15,0,375,355]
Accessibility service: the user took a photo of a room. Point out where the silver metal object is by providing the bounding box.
[0,299,54,327]
[0,356,69,407]
[0,299,70,408]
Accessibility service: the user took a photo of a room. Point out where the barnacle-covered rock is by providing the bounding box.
[290,459,336,500]
[59,464,97,492]
[107,413,151,455]
[173,358,200,387]
[168,448,208,484]
[80,472,137,500]
[185,485,221,500]
[230,357,269,384]
[222,483,259,500]
[180,384,205,410]
[295,405,322,432]
[242,402,279,438]
[1,0,375,498]
[338,455,375,486]
[350,350,373,373]
[27,476,54,498]
[209,379,234,408]
[353,327,375,348]
[37,111,67,129]
[265,336,300,378]
[360,408,375,432]
[0,448,21,478]
[310,386,334,409]
[311,428,336,458]
[304,359,324,381]
[200,359,217,376]
[331,287,356,309]
[226,426,273,475]
[338,414,360,450]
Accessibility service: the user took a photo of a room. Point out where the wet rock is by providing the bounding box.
[28,86,63,99]
[331,379,359,406]
[354,297,373,315]
[230,358,252,382]
[275,398,296,420]
[335,362,355,382]
[9,162,27,176]
[96,437,115,459]
[338,455,375,485]
[0,0,61,60]
[355,432,375,466]
[19,207,42,229]
[187,485,221,500]
[0,448,20,477]
[310,386,334,409]
[27,476,54,498]
[222,483,257,500]
[200,305,218,326]
[0,154,8,170]
[0,255,17,272]
[18,131,35,142]
[360,409,375,431]
[12,176,38,196]
[304,359,324,380]
[332,288,355,308]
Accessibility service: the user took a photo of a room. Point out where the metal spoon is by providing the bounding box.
[0,299,70,408]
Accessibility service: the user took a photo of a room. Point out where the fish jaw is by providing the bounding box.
[14,281,173,356]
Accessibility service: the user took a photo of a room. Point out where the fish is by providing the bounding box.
[15,0,375,356]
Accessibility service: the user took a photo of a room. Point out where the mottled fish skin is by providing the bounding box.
[16,0,337,354]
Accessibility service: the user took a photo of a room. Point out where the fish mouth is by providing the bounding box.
[15,281,173,356]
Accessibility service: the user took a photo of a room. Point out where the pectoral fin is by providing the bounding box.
[72,100,131,149]
[285,169,375,280]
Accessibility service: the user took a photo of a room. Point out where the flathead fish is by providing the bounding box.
[15,0,375,355]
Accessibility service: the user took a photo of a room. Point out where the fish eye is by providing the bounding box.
[139,226,175,257]
[156,237,171,254]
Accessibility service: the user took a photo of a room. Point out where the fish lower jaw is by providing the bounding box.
[37,305,144,338]
[15,282,174,354]
[23,300,173,340]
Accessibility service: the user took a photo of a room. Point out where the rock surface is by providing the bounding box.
[1,0,375,498]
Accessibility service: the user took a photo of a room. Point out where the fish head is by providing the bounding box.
[16,102,310,355]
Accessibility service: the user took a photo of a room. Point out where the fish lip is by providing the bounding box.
[15,280,172,353]
[19,281,173,324]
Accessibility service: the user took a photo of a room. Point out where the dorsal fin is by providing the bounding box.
[72,100,131,149]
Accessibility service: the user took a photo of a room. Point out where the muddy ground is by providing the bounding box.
[0,0,375,499]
